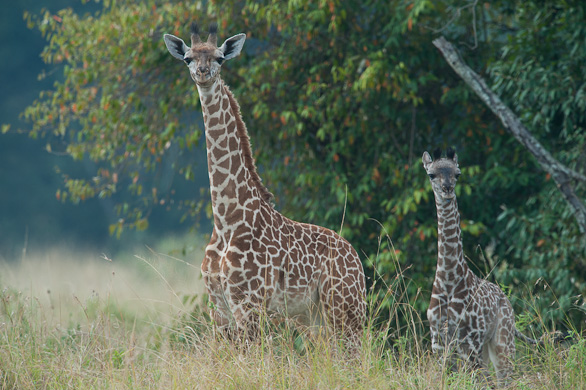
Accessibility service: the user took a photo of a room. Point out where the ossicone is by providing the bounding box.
[432,148,442,160]
[207,22,218,46]
[190,21,201,45]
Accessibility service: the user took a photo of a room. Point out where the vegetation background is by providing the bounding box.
[1,0,585,380]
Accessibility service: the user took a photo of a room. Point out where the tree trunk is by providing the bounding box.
[432,36,586,234]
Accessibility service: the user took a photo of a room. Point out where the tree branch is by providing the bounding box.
[432,36,586,234]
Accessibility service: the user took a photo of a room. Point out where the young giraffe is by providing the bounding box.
[163,23,366,345]
[423,148,538,386]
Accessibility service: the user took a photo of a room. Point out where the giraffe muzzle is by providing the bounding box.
[441,186,456,199]
[197,66,210,76]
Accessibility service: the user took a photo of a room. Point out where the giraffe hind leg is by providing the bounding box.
[318,281,363,352]
[455,342,494,388]
[488,303,516,387]
[487,335,515,387]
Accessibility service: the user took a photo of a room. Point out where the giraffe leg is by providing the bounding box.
[201,235,235,335]
[204,276,234,339]
[488,314,516,387]
[216,277,262,344]
[469,353,492,389]
[430,318,458,373]
[230,305,262,343]
[456,340,493,388]
[429,317,449,355]
[445,313,468,373]
[428,295,449,354]
[429,301,460,376]
[487,341,514,388]
[318,276,364,353]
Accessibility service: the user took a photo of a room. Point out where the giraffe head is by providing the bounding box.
[422,147,461,203]
[164,22,246,87]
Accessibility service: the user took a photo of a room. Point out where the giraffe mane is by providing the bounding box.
[223,85,275,206]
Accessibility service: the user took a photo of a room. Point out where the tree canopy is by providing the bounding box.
[12,0,586,331]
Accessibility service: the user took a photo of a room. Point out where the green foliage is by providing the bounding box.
[482,1,586,327]
[21,1,209,233]
[11,0,586,331]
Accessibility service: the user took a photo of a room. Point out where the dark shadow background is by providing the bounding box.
[0,1,207,261]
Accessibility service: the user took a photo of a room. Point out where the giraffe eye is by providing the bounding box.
[184,57,192,65]
[455,173,461,180]
[428,174,436,180]
[216,57,224,65]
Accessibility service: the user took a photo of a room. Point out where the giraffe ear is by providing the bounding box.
[446,147,458,163]
[219,33,246,60]
[422,151,433,169]
[163,34,190,61]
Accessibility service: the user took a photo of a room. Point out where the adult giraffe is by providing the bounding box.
[163,22,366,345]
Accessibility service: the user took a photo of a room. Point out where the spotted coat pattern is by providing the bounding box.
[164,24,366,344]
[423,149,516,386]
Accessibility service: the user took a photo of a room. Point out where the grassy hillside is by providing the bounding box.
[0,243,584,389]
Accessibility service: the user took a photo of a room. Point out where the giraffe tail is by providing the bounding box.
[514,329,539,345]
[515,329,570,346]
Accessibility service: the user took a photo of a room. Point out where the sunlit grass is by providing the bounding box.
[0,236,584,389]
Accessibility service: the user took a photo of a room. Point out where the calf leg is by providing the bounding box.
[488,324,515,386]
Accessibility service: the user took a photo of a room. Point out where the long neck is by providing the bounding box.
[435,196,468,276]
[197,78,272,230]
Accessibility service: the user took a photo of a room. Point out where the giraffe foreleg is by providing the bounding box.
[222,272,269,343]
[201,233,235,334]
[462,348,492,388]
[428,295,449,355]
[229,304,262,342]
[451,315,500,388]
[429,320,449,355]
[203,273,233,332]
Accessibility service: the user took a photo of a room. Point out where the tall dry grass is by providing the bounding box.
[0,238,583,389]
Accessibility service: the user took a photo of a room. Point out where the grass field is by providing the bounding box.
[0,239,584,389]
